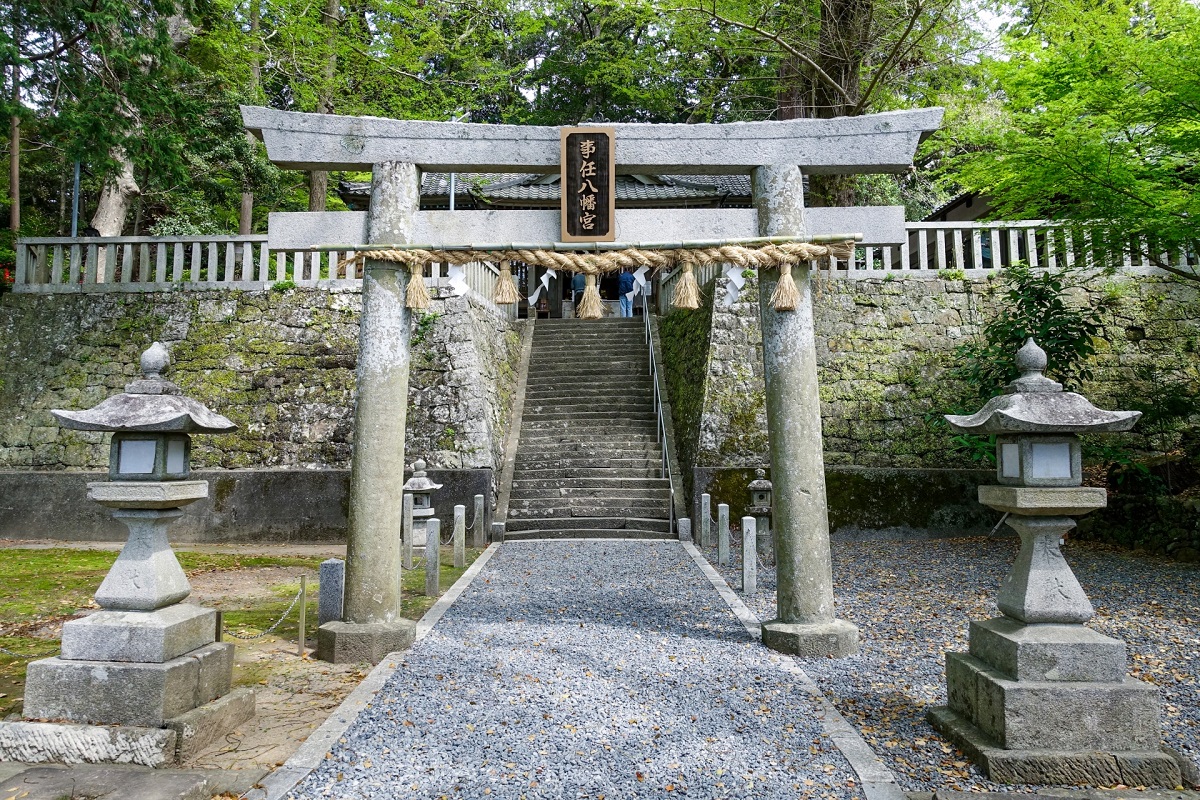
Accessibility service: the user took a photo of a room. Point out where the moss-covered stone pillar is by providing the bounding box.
[318,161,419,664]
[752,164,858,658]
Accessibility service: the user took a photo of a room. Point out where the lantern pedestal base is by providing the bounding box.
[761,618,858,658]
[930,615,1179,787]
[317,619,416,664]
[927,705,1181,787]
[61,604,216,663]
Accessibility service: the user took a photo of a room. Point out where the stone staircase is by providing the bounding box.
[505,318,673,540]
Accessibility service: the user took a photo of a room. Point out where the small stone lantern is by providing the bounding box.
[747,468,774,563]
[6,342,256,764]
[402,459,441,552]
[928,339,1182,787]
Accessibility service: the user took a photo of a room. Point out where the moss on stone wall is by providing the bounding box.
[658,277,717,509]
[0,286,520,473]
[697,271,1200,471]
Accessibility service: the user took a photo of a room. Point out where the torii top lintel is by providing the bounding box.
[241,106,943,176]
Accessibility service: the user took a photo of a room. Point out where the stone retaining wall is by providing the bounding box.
[0,287,521,477]
[671,270,1200,473]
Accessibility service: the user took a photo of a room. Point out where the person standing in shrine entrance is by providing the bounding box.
[618,267,635,317]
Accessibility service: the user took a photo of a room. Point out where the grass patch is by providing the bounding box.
[0,545,484,718]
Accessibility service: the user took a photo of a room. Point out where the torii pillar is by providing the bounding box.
[317,162,420,663]
[754,165,858,658]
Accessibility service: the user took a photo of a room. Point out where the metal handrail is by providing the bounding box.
[644,305,677,535]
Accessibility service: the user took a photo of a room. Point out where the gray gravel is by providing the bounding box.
[288,540,866,799]
[705,532,1200,793]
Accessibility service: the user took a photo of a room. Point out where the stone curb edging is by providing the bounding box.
[681,541,906,800]
[245,542,502,800]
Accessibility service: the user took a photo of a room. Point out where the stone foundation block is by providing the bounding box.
[968,617,1126,682]
[165,687,256,762]
[946,652,1161,752]
[761,618,859,658]
[0,720,176,767]
[60,605,216,664]
[928,706,1181,787]
[317,620,416,664]
[23,643,233,727]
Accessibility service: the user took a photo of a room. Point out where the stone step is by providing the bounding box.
[522,411,656,422]
[514,456,663,471]
[513,466,664,479]
[527,365,649,377]
[512,477,671,491]
[522,403,654,415]
[504,516,672,533]
[509,487,671,501]
[507,505,670,520]
[532,348,647,359]
[516,441,661,454]
[516,431,659,444]
[504,528,675,541]
[524,374,649,386]
[523,391,653,403]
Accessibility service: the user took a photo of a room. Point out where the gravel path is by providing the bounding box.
[288,540,866,800]
[704,532,1200,793]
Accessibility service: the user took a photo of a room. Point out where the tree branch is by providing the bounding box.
[680,4,855,107]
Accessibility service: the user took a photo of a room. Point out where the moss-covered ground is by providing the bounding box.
[0,546,481,719]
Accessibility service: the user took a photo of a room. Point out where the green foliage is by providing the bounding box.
[950,263,1104,400]
[411,311,440,346]
[271,280,297,292]
[938,0,1200,280]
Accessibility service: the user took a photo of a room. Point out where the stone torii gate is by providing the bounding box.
[243,105,943,663]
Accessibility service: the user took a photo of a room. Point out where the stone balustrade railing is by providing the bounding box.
[11,234,513,316]
[656,220,1197,314]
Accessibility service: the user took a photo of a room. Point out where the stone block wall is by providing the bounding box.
[662,270,1200,474]
[0,287,521,478]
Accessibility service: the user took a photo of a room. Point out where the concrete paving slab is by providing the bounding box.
[0,764,209,800]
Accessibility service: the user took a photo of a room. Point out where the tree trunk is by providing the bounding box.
[308,0,340,213]
[239,0,262,235]
[89,149,139,280]
[9,3,20,235]
[776,0,873,207]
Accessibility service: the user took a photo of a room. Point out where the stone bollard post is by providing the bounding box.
[402,494,414,571]
[472,494,485,548]
[318,559,345,626]
[700,493,712,548]
[741,517,757,594]
[453,504,466,568]
[717,504,730,566]
[425,519,441,597]
[677,517,692,542]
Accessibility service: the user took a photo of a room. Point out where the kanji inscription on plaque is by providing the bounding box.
[560,127,615,242]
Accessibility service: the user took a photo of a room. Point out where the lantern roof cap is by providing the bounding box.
[402,459,442,492]
[945,339,1140,435]
[51,343,237,434]
[748,468,772,490]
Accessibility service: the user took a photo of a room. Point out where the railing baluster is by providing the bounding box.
[51,246,63,285]
[85,244,99,285]
[917,229,928,270]
[155,243,167,283]
[258,243,269,282]
[1045,228,1057,270]
[971,227,983,270]
[1025,227,1038,268]
[68,244,81,285]
[139,243,150,283]
[120,244,132,283]
[935,228,947,271]
[14,242,26,286]
[900,236,911,271]
[224,241,235,283]
[953,229,965,270]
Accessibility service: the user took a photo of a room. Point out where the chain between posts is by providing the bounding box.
[223,584,306,642]
[0,643,60,660]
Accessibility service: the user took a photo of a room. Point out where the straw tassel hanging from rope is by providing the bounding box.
[577,273,604,319]
[493,260,521,305]
[672,261,701,310]
[769,262,801,312]
[405,262,431,310]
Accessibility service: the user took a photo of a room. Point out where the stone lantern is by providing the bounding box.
[928,339,1182,787]
[7,342,255,766]
[402,459,441,552]
[747,468,774,563]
